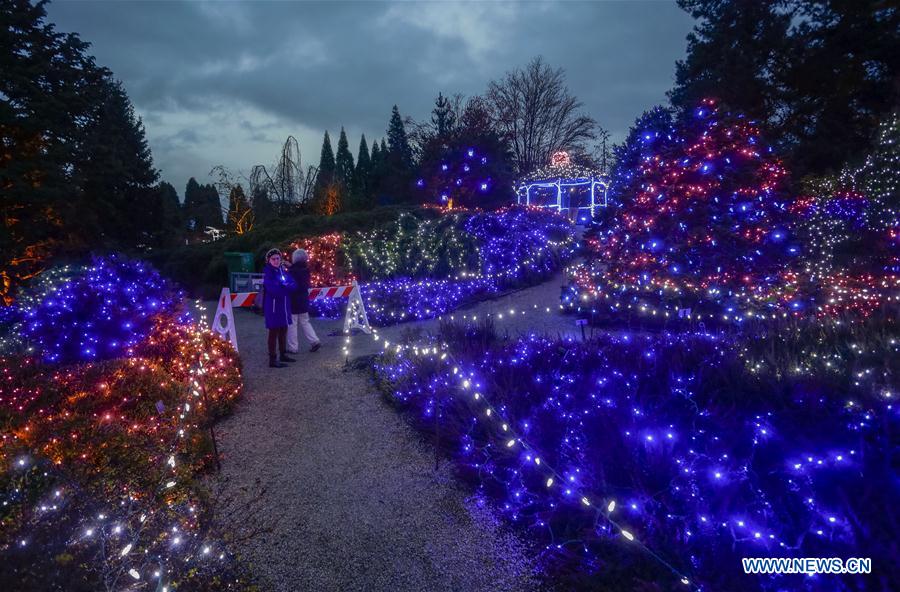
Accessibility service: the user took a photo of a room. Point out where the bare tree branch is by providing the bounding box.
[486,57,596,175]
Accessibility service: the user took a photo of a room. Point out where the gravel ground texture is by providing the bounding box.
[200,273,579,592]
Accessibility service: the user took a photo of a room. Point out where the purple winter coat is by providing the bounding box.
[262,264,295,329]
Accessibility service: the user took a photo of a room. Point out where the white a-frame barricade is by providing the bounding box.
[212,280,371,352]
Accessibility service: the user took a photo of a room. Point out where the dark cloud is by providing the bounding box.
[46,0,694,192]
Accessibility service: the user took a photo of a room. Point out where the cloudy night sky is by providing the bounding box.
[46,0,694,195]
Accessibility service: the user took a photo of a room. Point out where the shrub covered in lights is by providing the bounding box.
[343,212,479,281]
[608,105,677,206]
[284,207,577,326]
[792,111,900,277]
[17,257,185,364]
[415,97,514,210]
[588,99,792,298]
[373,318,898,591]
[417,144,511,210]
[1,261,248,590]
[567,101,900,322]
[356,208,576,325]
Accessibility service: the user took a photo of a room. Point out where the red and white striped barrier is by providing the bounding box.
[226,285,354,308]
[229,291,258,308]
[308,285,354,300]
[212,280,371,352]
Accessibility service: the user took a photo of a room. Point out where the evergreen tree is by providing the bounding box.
[369,140,383,203]
[431,92,457,140]
[183,177,204,231]
[78,79,159,245]
[417,96,514,209]
[0,0,158,300]
[334,127,355,191]
[609,106,677,205]
[387,105,414,170]
[593,100,792,309]
[154,181,183,247]
[183,180,220,231]
[669,1,790,123]
[370,140,381,168]
[379,139,390,203]
[202,184,223,228]
[384,106,414,203]
[226,185,253,234]
[313,131,336,201]
[251,186,275,223]
[351,134,372,209]
[671,0,900,177]
[783,0,900,175]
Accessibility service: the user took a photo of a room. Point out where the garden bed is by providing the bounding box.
[296,207,578,326]
[372,317,897,591]
[0,258,252,591]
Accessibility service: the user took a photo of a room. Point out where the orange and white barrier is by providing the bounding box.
[212,280,371,353]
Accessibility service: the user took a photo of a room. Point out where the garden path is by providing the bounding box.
[201,272,579,592]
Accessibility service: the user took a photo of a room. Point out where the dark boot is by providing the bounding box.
[280,353,297,363]
[269,356,285,368]
[310,342,321,353]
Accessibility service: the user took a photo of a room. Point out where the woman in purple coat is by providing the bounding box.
[262,248,297,368]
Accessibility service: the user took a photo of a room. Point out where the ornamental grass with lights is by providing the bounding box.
[373,317,897,591]
[0,257,248,590]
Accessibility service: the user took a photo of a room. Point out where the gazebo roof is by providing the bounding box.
[516,151,606,186]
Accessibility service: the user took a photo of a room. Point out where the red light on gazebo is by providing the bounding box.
[551,151,571,167]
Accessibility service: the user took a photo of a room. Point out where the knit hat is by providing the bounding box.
[292,249,308,264]
[265,248,282,261]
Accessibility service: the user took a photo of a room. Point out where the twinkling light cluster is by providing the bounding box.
[359,276,499,324]
[789,190,867,276]
[0,265,81,355]
[417,146,498,209]
[516,151,609,221]
[281,208,577,326]
[565,100,899,323]
[792,111,900,279]
[372,315,897,591]
[356,208,575,325]
[14,257,185,364]
[1,262,247,590]
[288,233,355,286]
[856,110,899,243]
[344,212,479,280]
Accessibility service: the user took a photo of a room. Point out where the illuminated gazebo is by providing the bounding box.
[515,151,608,222]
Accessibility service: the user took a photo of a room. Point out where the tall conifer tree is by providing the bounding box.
[335,127,355,190]
[313,131,336,201]
[352,134,372,209]
[183,178,203,231]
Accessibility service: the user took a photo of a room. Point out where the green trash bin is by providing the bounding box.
[224,252,256,292]
[224,252,254,274]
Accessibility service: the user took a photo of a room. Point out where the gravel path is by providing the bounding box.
[201,272,576,591]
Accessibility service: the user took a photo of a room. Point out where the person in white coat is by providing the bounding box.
[286,249,321,353]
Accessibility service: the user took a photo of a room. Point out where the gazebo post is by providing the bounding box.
[556,180,562,214]
[590,179,596,218]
